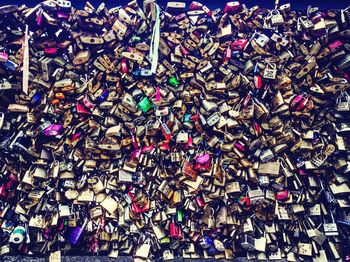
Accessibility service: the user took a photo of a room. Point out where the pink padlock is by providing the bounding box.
[329,40,343,51]
[195,153,211,171]
[0,52,8,62]
[180,45,189,56]
[195,196,205,208]
[142,145,155,154]
[290,94,309,111]
[44,47,58,55]
[83,94,96,109]
[44,124,63,136]
[57,11,69,19]
[276,189,289,201]
[37,12,43,26]
[234,141,246,152]
[121,58,128,74]
[131,149,142,159]
[295,97,308,111]
[0,184,7,198]
[71,132,81,142]
[196,153,210,164]
[76,103,91,114]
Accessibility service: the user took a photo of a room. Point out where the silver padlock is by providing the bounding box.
[299,16,314,29]
[271,10,284,26]
[263,63,277,79]
[336,91,350,112]
[255,33,269,47]
[176,131,189,144]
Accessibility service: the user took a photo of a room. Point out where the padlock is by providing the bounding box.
[182,160,197,181]
[169,218,183,239]
[270,10,284,26]
[176,131,189,144]
[335,91,350,111]
[263,63,277,79]
[194,153,211,172]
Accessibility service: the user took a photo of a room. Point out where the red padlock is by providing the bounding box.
[190,114,199,122]
[189,1,202,10]
[71,132,82,142]
[131,202,142,214]
[254,75,262,89]
[253,122,261,135]
[184,136,193,149]
[295,97,309,111]
[159,141,170,151]
[141,199,150,213]
[160,121,172,141]
[230,38,248,50]
[224,2,241,14]
[121,58,128,74]
[238,196,251,206]
[242,92,252,108]
[170,219,183,239]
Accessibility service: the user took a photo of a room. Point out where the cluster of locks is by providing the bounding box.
[0,0,350,261]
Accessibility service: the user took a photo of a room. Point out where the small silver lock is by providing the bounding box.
[299,16,314,29]
[263,63,277,79]
[336,91,350,112]
[271,10,284,26]
[255,33,270,47]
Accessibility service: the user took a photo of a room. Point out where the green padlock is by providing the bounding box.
[177,209,183,223]
[159,236,171,244]
[138,97,151,112]
[168,76,179,86]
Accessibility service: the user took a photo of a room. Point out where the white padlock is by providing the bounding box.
[176,131,189,144]
[271,10,284,26]
[263,63,277,79]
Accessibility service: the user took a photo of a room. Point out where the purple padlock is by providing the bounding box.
[70,218,88,245]
[44,124,63,136]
